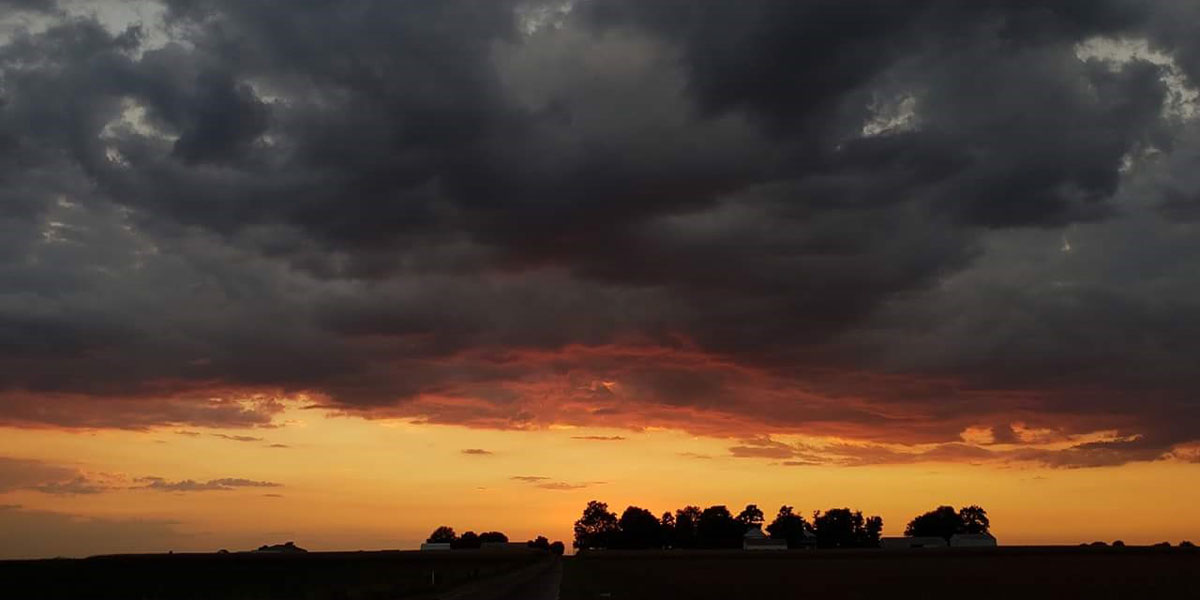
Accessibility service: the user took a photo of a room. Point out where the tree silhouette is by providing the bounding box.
[736,504,765,526]
[812,508,883,548]
[617,506,663,549]
[905,506,963,540]
[426,526,456,544]
[454,531,481,549]
[765,505,811,548]
[528,536,550,550]
[573,500,619,549]
[904,505,991,540]
[549,541,565,555]
[958,505,990,534]
[478,531,508,543]
[673,505,702,548]
[697,505,744,549]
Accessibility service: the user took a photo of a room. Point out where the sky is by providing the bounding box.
[1,0,1200,559]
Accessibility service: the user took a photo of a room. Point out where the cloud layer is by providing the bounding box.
[1,1,1199,467]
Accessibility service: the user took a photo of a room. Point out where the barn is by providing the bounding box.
[743,525,788,550]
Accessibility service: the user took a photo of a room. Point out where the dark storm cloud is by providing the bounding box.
[0,0,1198,467]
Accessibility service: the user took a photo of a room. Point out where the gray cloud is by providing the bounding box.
[136,476,281,492]
[0,0,1196,467]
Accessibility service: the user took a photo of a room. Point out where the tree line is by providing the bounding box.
[573,501,991,550]
[425,526,565,554]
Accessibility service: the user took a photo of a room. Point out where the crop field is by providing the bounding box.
[559,547,1200,600]
[0,549,547,600]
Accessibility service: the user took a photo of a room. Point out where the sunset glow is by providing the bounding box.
[3,0,1200,560]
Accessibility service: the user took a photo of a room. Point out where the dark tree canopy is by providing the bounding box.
[697,505,745,549]
[736,504,765,526]
[617,506,664,549]
[766,505,811,548]
[904,505,991,540]
[454,531,481,549]
[478,531,509,543]
[574,500,619,549]
[958,505,991,535]
[672,506,702,548]
[426,526,456,544]
[812,508,883,549]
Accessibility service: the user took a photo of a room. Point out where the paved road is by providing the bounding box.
[495,558,561,600]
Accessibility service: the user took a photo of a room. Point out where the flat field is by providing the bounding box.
[560,547,1200,600]
[0,549,546,600]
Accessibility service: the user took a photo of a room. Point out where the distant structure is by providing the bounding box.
[881,536,947,549]
[420,542,452,551]
[254,541,307,553]
[743,524,788,551]
[950,533,997,548]
[481,541,530,551]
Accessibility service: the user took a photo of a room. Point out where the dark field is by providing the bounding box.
[560,547,1200,600]
[0,549,547,600]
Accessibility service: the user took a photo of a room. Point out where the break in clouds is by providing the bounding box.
[2,0,1200,467]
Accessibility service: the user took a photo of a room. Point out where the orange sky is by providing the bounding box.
[2,402,1198,559]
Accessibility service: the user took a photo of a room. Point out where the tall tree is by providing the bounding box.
[660,512,676,547]
[673,506,702,548]
[958,506,990,535]
[905,506,964,541]
[812,508,883,548]
[736,504,765,526]
[426,526,456,544]
[573,500,619,549]
[617,505,663,549]
[697,505,744,549]
[765,505,811,548]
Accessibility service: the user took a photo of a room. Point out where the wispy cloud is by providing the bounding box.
[462,448,494,455]
[136,477,282,492]
[212,434,264,443]
[510,475,603,491]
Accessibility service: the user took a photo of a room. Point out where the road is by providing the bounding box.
[495,558,561,600]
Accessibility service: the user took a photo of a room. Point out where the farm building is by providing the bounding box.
[481,542,531,551]
[419,542,451,551]
[880,536,948,549]
[743,525,788,551]
[950,533,998,547]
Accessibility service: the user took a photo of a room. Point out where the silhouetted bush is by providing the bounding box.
[549,541,565,555]
[1180,540,1195,548]
[1112,540,1125,547]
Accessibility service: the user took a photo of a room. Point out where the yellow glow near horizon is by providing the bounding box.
[1,406,1198,559]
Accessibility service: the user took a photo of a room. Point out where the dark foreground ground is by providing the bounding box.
[0,548,549,600]
[559,546,1200,600]
[4,546,1197,599]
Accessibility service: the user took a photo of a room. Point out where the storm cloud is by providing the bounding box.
[1,1,1199,467]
